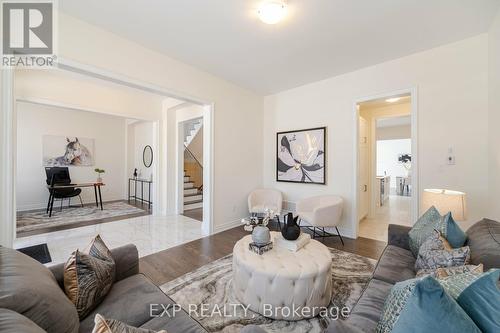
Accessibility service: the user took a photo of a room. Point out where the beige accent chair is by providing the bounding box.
[248,188,283,227]
[296,195,344,245]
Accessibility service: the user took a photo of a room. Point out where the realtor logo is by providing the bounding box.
[1,0,57,67]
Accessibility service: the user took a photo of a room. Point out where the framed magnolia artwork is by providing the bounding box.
[276,127,326,184]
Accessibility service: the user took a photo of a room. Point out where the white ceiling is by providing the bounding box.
[60,0,500,95]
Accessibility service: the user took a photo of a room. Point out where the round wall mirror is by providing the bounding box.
[143,145,153,168]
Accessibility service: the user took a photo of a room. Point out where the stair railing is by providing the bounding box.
[184,144,203,191]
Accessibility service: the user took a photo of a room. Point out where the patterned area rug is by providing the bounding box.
[161,248,376,333]
[17,201,145,233]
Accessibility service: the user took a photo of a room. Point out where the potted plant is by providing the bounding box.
[94,168,105,183]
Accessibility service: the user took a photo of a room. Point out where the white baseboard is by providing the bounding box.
[213,218,243,234]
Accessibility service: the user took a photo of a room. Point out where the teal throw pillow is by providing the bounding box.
[442,212,467,248]
[376,276,480,333]
[438,269,500,333]
[409,207,467,257]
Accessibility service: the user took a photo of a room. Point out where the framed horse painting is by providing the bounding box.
[42,135,95,167]
[276,127,326,184]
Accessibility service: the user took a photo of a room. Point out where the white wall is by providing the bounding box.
[264,35,489,237]
[39,13,263,233]
[176,104,204,123]
[127,121,155,181]
[377,125,411,140]
[16,103,127,210]
[488,10,500,221]
[376,139,411,188]
[15,69,165,119]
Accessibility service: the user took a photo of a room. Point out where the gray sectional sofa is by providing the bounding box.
[2,219,499,333]
[326,218,500,333]
[0,244,208,333]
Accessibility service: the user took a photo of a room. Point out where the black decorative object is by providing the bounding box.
[248,241,273,255]
[17,243,52,264]
[277,127,326,184]
[398,153,411,163]
[143,145,153,168]
[281,212,301,241]
[133,168,138,178]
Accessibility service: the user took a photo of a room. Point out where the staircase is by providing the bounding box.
[183,170,203,210]
[184,118,202,146]
[183,118,203,211]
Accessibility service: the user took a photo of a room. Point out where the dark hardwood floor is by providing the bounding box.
[140,222,386,286]
[181,208,203,222]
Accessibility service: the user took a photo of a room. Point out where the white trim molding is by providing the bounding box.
[0,57,216,247]
[352,87,419,239]
[213,218,242,234]
[1,69,15,247]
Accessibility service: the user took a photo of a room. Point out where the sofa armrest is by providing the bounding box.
[49,244,139,289]
[388,224,411,250]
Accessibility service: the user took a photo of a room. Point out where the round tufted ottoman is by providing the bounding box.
[232,232,332,320]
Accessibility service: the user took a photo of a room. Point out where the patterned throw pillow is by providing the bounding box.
[64,235,115,319]
[416,264,483,279]
[409,206,443,256]
[438,269,500,332]
[408,207,467,257]
[92,314,167,333]
[92,314,168,333]
[376,276,480,333]
[414,230,470,271]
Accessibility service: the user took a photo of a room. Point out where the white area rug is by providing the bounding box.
[161,248,376,333]
[17,201,145,233]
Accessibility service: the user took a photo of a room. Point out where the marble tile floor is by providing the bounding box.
[358,194,412,242]
[14,214,207,265]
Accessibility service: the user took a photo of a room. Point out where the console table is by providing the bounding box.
[128,178,153,210]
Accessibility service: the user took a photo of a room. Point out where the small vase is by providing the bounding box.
[97,176,103,184]
[252,225,271,245]
[281,212,301,241]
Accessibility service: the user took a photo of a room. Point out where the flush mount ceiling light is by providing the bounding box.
[258,1,287,24]
[386,97,401,103]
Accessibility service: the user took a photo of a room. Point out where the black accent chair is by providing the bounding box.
[45,167,83,217]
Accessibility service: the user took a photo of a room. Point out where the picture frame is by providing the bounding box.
[276,127,326,184]
[42,135,95,167]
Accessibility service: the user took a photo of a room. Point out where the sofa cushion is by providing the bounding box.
[64,235,115,319]
[80,274,205,333]
[0,308,46,333]
[0,246,79,333]
[344,279,393,332]
[373,245,416,284]
[466,219,500,270]
[438,269,500,332]
[376,276,480,333]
